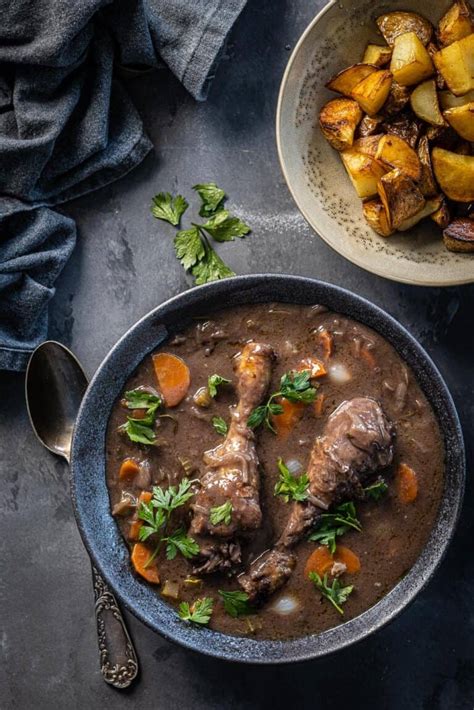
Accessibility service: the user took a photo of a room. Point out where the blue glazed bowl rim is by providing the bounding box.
[70,274,465,664]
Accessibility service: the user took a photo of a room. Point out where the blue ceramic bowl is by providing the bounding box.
[70,275,465,663]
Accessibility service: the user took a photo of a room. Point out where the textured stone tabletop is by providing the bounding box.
[1,1,473,708]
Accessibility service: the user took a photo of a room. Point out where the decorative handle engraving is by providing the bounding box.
[92,566,139,688]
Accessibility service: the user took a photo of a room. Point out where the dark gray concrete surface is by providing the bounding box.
[1,1,473,708]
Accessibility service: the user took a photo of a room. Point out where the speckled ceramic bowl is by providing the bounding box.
[277,0,474,286]
[70,275,465,663]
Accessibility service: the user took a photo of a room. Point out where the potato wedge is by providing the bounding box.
[427,42,447,89]
[350,70,393,115]
[375,134,422,181]
[443,218,474,251]
[439,88,474,109]
[319,98,363,151]
[432,147,474,201]
[362,199,395,236]
[437,1,474,47]
[417,135,438,197]
[443,102,474,140]
[383,116,422,148]
[390,32,435,86]
[341,149,388,199]
[431,197,451,228]
[377,12,433,47]
[357,114,384,137]
[433,34,474,96]
[383,82,410,115]
[398,195,443,231]
[410,79,445,126]
[377,169,426,229]
[362,44,393,67]
[326,63,378,97]
[352,134,384,157]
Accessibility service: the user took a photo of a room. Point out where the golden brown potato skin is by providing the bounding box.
[431,198,451,228]
[443,103,474,141]
[383,82,410,116]
[375,134,422,181]
[437,0,474,47]
[417,136,438,197]
[362,199,394,236]
[326,64,378,97]
[443,218,474,251]
[319,98,363,151]
[433,35,474,96]
[377,11,433,46]
[357,114,384,137]
[377,169,425,229]
[390,32,435,86]
[432,148,474,202]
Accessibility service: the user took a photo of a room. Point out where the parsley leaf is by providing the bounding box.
[210,500,233,526]
[193,182,226,217]
[309,572,353,615]
[218,590,252,617]
[212,416,228,436]
[124,389,161,425]
[121,419,156,445]
[191,242,235,285]
[165,528,200,560]
[309,502,362,553]
[274,458,310,503]
[208,374,231,398]
[178,597,214,625]
[151,192,188,226]
[174,227,205,270]
[247,369,317,432]
[364,479,388,501]
[199,210,251,242]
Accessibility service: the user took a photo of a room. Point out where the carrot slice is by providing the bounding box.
[119,458,140,481]
[131,543,160,584]
[152,352,190,407]
[315,328,333,360]
[138,491,152,504]
[305,545,361,578]
[396,463,418,504]
[271,398,305,439]
[313,393,326,417]
[360,346,377,369]
[299,356,327,379]
[128,491,152,541]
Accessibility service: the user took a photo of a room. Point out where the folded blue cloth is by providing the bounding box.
[0,0,247,370]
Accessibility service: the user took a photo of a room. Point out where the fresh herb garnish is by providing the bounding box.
[199,210,251,242]
[308,502,362,554]
[178,597,214,625]
[193,182,226,217]
[364,479,388,501]
[208,374,231,398]
[210,500,233,526]
[120,389,162,444]
[309,572,353,615]
[247,370,317,432]
[274,458,310,503]
[138,478,199,566]
[212,416,228,436]
[151,192,188,226]
[121,419,157,445]
[189,239,235,285]
[218,590,252,617]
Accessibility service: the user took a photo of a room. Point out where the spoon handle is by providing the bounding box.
[91,565,139,688]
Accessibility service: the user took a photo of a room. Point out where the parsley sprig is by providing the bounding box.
[274,458,310,503]
[208,373,231,398]
[309,572,353,615]
[364,479,388,501]
[151,193,188,226]
[211,416,228,436]
[218,590,252,617]
[138,478,199,566]
[193,182,225,217]
[247,370,317,432]
[120,389,162,445]
[210,500,233,526]
[178,597,214,625]
[309,502,361,554]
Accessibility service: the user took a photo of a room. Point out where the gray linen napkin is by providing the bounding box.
[0,0,247,371]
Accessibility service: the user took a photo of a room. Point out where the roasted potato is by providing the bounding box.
[410,79,445,126]
[383,115,422,148]
[377,12,433,47]
[326,64,378,97]
[383,82,410,115]
[439,88,474,109]
[362,199,395,236]
[432,147,474,201]
[377,169,426,229]
[341,149,388,198]
[350,70,393,115]
[357,114,384,137]
[362,44,393,67]
[433,34,474,96]
[443,102,474,140]
[319,98,363,151]
[431,197,451,227]
[417,135,438,196]
[427,42,447,89]
[352,134,384,157]
[443,218,474,251]
[375,134,422,181]
[397,195,444,230]
[437,1,474,47]
[390,32,435,86]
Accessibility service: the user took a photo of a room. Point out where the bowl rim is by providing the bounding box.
[70,274,465,664]
[275,1,474,288]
